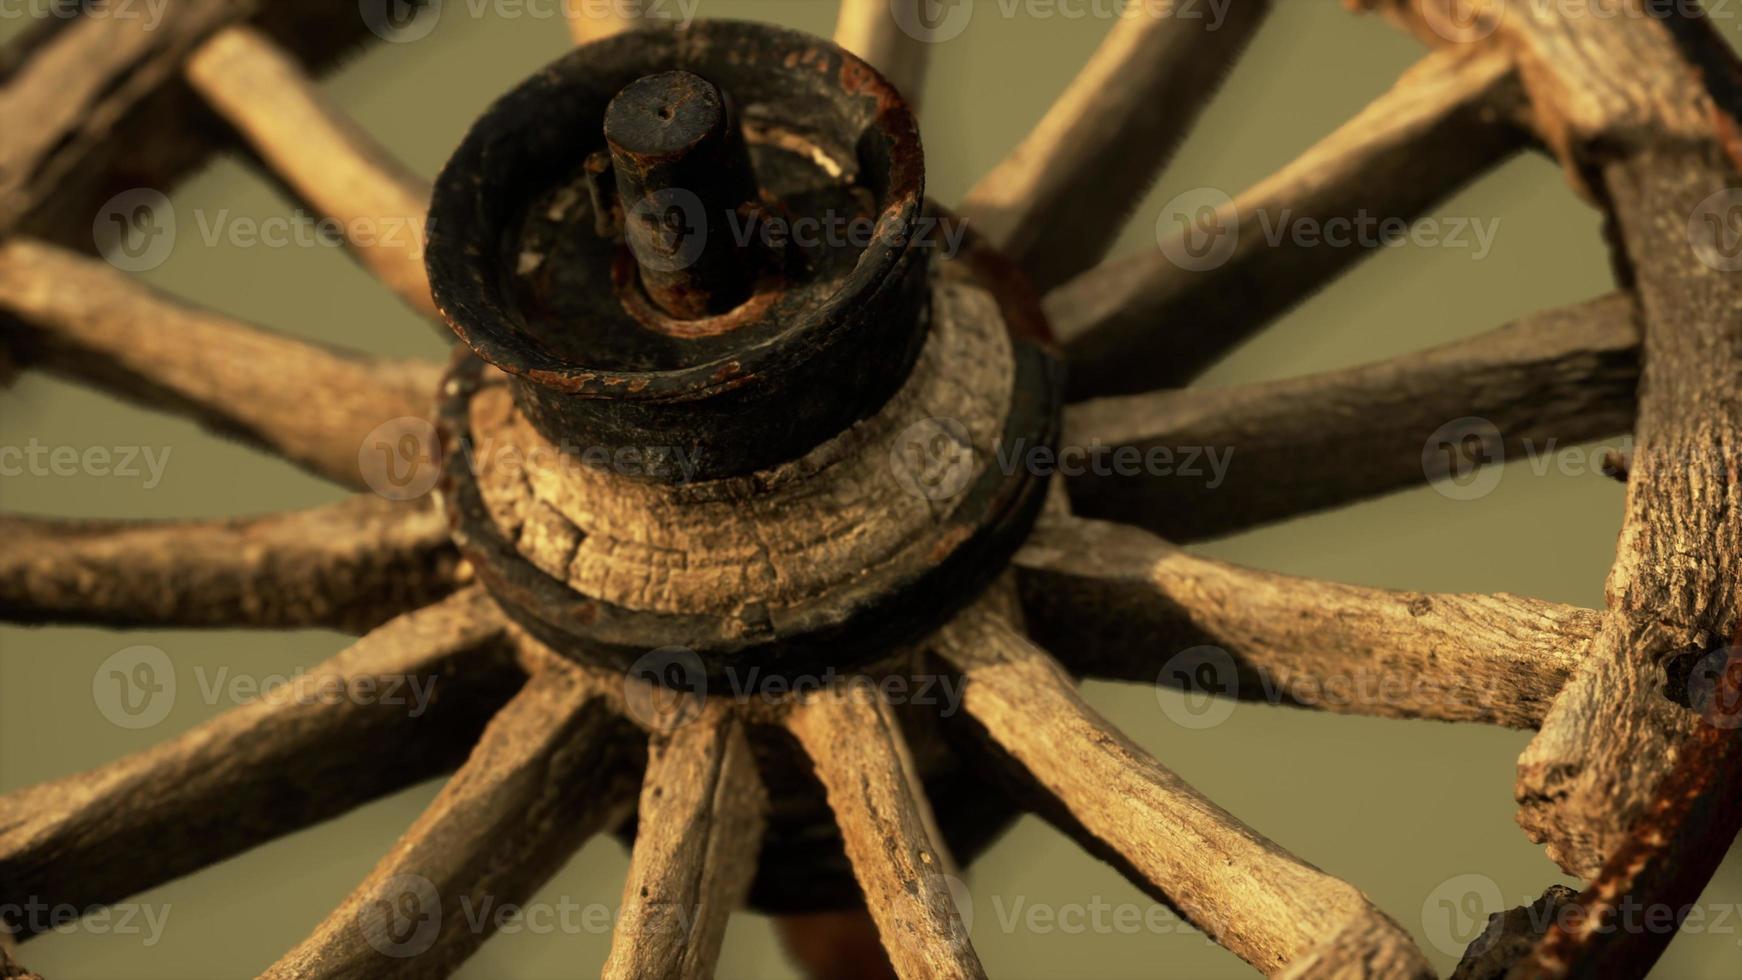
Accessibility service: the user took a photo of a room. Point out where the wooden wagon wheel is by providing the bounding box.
[2,1,1740,978]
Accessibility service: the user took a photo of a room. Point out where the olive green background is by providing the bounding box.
[2,2,1739,977]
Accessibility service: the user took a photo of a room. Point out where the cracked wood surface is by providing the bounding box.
[0,495,464,635]
[0,588,521,939]
[603,712,766,980]
[934,607,1433,977]
[1064,292,1639,541]
[786,684,985,980]
[1014,515,1598,728]
[262,664,641,979]
[185,25,436,317]
[0,239,440,490]
[1050,46,1525,399]
[834,0,930,109]
[957,0,1271,292]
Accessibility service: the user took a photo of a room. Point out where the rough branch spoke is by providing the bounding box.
[1052,47,1524,399]
[184,26,436,316]
[569,4,643,44]
[958,1,1272,291]
[264,665,640,980]
[0,239,440,490]
[786,685,985,980]
[1013,516,1598,729]
[834,0,932,109]
[0,588,521,938]
[1066,292,1639,540]
[934,608,1433,977]
[0,495,464,634]
[603,711,766,980]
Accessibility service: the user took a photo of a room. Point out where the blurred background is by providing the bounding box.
[2,2,1738,977]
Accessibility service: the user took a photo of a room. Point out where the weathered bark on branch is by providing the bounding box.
[1051,46,1525,399]
[0,588,521,939]
[786,684,985,980]
[834,0,931,108]
[1065,293,1639,540]
[0,239,440,489]
[934,608,1434,977]
[185,26,436,316]
[603,712,766,980]
[0,495,463,634]
[958,0,1272,291]
[1014,515,1598,728]
[262,666,641,979]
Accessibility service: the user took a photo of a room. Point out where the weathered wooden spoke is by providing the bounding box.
[1015,515,1598,729]
[1052,46,1525,399]
[264,662,641,979]
[0,494,462,634]
[834,0,933,109]
[786,684,985,980]
[184,26,436,317]
[0,239,439,490]
[1065,292,1639,540]
[0,588,521,940]
[959,1,1272,292]
[934,607,1433,977]
[603,709,766,980]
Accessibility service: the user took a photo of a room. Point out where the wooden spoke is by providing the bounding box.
[263,665,641,979]
[569,5,644,45]
[786,684,984,980]
[0,495,463,635]
[184,26,436,316]
[833,0,931,108]
[0,238,440,490]
[933,607,1433,977]
[1016,515,1598,729]
[1052,46,1525,399]
[0,588,521,938]
[1065,292,1639,540]
[603,711,766,980]
[958,1,1272,292]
